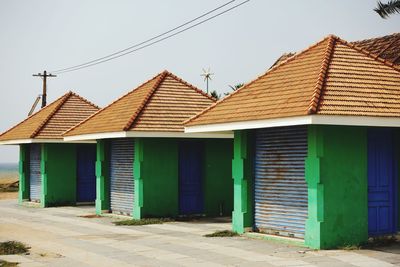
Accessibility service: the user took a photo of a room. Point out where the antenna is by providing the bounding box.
[200,67,214,93]
[28,95,42,116]
[32,70,57,108]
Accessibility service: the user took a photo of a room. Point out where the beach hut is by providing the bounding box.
[185,35,400,249]
[64,71,233,218]
[0,92,100,207]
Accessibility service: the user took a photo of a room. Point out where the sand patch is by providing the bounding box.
[0,192,17,200]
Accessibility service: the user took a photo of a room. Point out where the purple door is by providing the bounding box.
[179,141,204,215]
[368,128,397,236]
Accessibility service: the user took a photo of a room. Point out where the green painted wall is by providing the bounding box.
[95,139,110,215]
[204,139,233,216]
[139,138,180,218]
[18,144,29,203]
[305,125,368,249]
[41,143,77,207]
[232,130,254,233]
[132,138,233,219]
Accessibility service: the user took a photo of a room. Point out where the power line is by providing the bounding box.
[51,0,249,74]
[51,0,236,73]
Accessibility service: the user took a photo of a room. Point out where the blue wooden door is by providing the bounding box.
[179,141,204,215]
[368,128,397,236]
[77,144,96,202]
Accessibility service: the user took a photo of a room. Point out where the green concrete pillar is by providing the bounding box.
[305,125,324,249]
[232,130,254,233]
[133,138,143,219]
[95,140,110,215]
[18,144,29,204]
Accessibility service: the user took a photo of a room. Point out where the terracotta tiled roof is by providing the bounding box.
[0,92,100,142]
[351,33,400,65]
[64,70,214,136]
[185,35,400,126]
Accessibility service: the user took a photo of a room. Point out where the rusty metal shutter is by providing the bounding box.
[29,144,41,202]
[110,139,134,215]
[254,126,308,239]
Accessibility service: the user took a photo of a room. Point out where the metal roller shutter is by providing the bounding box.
[110,139,134,215]
[254,126,308,239]
[29,144,41,202]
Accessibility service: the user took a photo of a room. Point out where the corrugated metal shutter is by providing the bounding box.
[110,139,134,215]
[29,144,41,202]
[254,126,308,239]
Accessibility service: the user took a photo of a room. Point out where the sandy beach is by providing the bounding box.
[0,175,18,200]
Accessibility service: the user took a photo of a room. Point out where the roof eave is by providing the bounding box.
[185,115,400,133]
[0,138,95,145]
[64,130,233,141]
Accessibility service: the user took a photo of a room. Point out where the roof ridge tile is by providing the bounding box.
[0,92,68,139]
[63,72,163,136]
[340,38,400,73]
[351,32,400,45]
[308,35,337,114]
[165,70,216,102]
[184,35,334,125]
[123,72,167,131]
[30,92,72,138]
[69,91,100,110]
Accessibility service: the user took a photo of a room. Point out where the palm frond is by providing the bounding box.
[374,0,400,19]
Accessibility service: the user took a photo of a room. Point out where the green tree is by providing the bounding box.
[209,90,221,100]
[224,83,244,96]
[375,0,400,18]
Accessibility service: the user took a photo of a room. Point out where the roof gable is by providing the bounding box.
[185,35,400,127]
[0,92,99,141]
[65,71,214,136]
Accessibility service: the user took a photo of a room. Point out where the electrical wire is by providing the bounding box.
[51,0,249,74]
[51,0,236,73]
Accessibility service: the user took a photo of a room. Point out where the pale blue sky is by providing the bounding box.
[0,0,399,163]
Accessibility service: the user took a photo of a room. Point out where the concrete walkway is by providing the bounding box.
[0,200,399,266]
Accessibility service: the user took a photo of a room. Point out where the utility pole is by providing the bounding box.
[32,70,57,108]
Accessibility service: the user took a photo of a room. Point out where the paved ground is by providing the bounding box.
[0,199,400,266]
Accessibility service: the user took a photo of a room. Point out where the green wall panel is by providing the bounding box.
[204,139,233,216]
[41,143,77,207]
[132,137,233,219]
[18,144,29,203]
[140,138,179,218]
[305,125,368,249]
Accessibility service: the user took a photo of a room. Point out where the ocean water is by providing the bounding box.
[0,163,18,180]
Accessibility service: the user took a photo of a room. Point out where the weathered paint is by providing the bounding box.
[95,139,110,215]
[18,144,29,203]
[305,125,368,249]
[232,130,254,233]
[41,143,77,207]
[204,139,233,216]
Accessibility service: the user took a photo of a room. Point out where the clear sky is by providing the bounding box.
[0,0,399,163]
